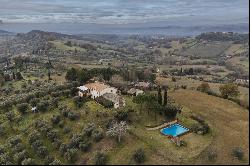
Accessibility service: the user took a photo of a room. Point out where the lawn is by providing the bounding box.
[170,89,249,165]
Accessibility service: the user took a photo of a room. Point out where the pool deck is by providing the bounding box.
[146,119,178,131]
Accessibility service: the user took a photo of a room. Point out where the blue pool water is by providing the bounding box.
[161,123,189,137]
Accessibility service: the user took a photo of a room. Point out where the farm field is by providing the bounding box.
[156,76,249,108]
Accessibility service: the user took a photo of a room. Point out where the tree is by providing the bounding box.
[0,72,5,86]
[144,94,158,115]
[163,87,169,106]
[1,101,12,112]
[133,94,147,114]
[163,103,181,120]
[37,146,48,158]
[51,115,61,125]
[17,103,29,114]
[77,69,91,84]
[6,111,15,122]
[114,110,128,122]
[37,101,49,112]
[49,159,62,165]
[219,83,240,99]
[157,86,162,105]
[65,68,78,82]
[15,72,23,80]
[22,158,35,165]
[133,148,145,164]
[92,130,104,142]
[232,147,244,160]
[65,41,72,47]
[73,96,83,108]
[197,82,211,93]
[95,151,107,165]
[6,111,15,130]
[64,148,78,162]
[106,121,128,143]
[14,150,28,164]
[149,99,162,121]
[30,98,40,107]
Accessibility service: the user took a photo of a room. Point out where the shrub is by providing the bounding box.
[191,123,210,135]
[92,130,104,142]
[49,159,62,165]
[95,151,107,165]
[14,150,28,164]
[106,119,115,129]
[60,108,70,117]
[0,146,5,155]
[64,148,78,162]
[172,77,176,82]
[17,103,29,114]
[31,140,43,150]
[181,85,187,89]
[219,83,240,99]
[28,131,40,144]
[13,143,24,153]
[163,103,181,120]
[0,153,12,165]
[133,148,145,164]
[52,139,62,149]
[68,134,83,149]
[73,96,83,108]
[51,97,59,108]
[63,127,71,134]
[51,115,61,125]
[21,158,35,165]
[115,110,128,122]
[37,101,49,112]
[79,142,91,152]
[37,146,48,158]
[46,130,59,142]
[197,82,211,93]
[232,147,244,160]
[67,111,80,121]
[6,111,15,122]
[59,144,68,155]
[0,125,6,136]
[58,121,65,128]
[44,155,54,165]
[207,149,217,162]
[82,123,96,137]
[95,97,113,108]
[8,136,21,147]
[179,140,187,147]
[190,115,205,124]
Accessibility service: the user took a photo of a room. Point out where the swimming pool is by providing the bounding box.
[161,123,189,137]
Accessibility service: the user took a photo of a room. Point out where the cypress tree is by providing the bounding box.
[163,87,168,106]
[157,86,162,105]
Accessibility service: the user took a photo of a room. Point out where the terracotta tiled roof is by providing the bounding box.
[84,82,110,92]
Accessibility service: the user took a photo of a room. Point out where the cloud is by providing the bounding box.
[0,0,248,24]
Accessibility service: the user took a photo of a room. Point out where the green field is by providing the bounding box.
[50,41,86,52]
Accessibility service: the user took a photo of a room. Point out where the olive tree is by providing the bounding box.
[106,121,129,143]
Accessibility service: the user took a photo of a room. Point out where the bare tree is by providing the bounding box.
[106,121,129,143]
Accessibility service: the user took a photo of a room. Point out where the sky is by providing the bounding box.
[0,0,249,24]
